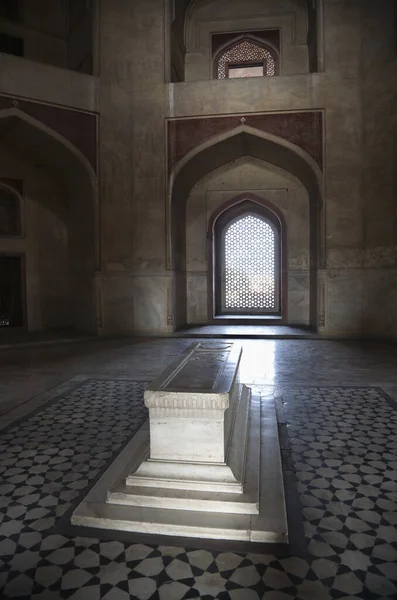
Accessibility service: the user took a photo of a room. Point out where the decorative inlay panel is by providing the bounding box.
[168,111,323,173]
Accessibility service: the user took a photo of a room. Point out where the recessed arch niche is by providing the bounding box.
[167,0,322,81]
[0,108,98,333]
[169,126,323,330]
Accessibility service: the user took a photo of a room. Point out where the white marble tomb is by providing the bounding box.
[72,342,288,542]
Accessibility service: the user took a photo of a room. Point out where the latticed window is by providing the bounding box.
[214,202,281,316]
[0,187,21,237]
[215,38,277,79]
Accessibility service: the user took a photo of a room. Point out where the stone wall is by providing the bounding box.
[359,0,397,340]
[321,0,397,339]
[96,0,172,335]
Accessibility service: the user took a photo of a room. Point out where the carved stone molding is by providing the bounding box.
[145,392,229,411]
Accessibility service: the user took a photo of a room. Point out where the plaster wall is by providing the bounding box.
[184,0,309,81]
[186,158,310,325]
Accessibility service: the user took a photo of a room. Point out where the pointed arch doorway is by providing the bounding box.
[209,194,286,322]
[169,124,323,331]
[0,108,98,334]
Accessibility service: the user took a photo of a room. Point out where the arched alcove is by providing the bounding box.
[169,126,323,330]
[0,109,98,334]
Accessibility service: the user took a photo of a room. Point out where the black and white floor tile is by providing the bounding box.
[1,380,397,599]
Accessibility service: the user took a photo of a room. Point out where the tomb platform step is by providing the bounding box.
[72,501,286,543]
[125,459,244,493]
[107,483,259,514]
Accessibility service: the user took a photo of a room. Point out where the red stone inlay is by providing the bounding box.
[0,95,97,171]
[168,112,323,173]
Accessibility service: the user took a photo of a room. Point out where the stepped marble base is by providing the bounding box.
[72,390,287,543]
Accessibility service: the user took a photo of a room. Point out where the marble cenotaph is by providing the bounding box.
[72,342,287,542]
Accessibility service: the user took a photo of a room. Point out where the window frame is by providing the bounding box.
[218,211,280,315]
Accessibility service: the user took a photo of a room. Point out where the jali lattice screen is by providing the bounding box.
[223,214,277,312]
[216,40,276,79]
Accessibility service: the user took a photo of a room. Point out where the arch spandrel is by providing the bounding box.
[170,125,323,214]
[0,107,97,187]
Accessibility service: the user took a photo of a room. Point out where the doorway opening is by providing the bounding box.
[0,255,25,329]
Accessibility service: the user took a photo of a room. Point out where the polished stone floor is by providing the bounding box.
[1,338,397,599]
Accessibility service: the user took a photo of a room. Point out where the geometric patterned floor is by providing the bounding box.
[1,379,397,599]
